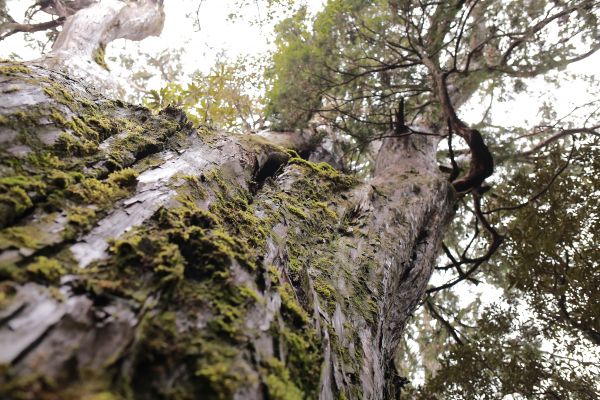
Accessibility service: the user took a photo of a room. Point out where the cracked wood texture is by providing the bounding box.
[0,63,453,399]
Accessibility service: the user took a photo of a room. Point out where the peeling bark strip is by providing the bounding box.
[0,64,453,399]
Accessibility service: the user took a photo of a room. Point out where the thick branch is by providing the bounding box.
[429,64,494,192]
[40,0,165,97]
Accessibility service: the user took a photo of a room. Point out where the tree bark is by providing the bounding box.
[0,59,453,399]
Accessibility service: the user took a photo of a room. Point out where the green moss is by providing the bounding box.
[311,200,338,219]
[194,342,253,400]
[0,263,21,281]
[84,114,113,133]
[26,256,66,283]
[13,110,39,126]
[239,133,286,153]
[152,242,185,286]
[208,185,269,251]
[0,186,33,227]
[43,82,77,110]
[279,326,322,393]
[47,106,120,156]
[263,358,303,400]
[0,226,44,250]
[83,392,119,400]
[279,283,309,327]
[314,278,335,299]
[68,178,119,206]
[288,156,355,187]
[0,94,359,396]
[210,301,243,337]
[98,115,184,171]
[181,175,207,200]
[48,170,80,189]
[0,64,31,75]
[239,284,261,303]
[66,206,97,232]
[0,283,17,307]
[268,264,281,282]
[68,167,281,396]
[108,168,138,188]
[69,117,100,141]
[286,204,307,219]
[92,45,110,71]
[54,132,99,156]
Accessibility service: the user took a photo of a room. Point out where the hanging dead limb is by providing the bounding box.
[432,69,494,193]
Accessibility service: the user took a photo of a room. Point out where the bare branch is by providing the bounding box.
[426,299,465,345]
[0,16,65,41]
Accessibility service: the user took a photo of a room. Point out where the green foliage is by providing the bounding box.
[409,305,598,399]
[264,6,322,129]
[265,0,600,156]
[144,54,265,132]
[494,137,600,344]
[403,133,600,398]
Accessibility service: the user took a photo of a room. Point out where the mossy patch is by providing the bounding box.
[107,168,138,188]
[0,64,31,76]
[26,256,66,283]
[44,83,77,110]
[0,65,367,397]
[90,177,269,397]
[263,358,303,400]
[92,45,110,71]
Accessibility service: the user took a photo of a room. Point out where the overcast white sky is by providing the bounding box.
[2,0,598,132]
[109,0,327,76]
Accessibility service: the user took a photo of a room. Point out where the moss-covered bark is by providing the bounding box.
[0,62,453,399]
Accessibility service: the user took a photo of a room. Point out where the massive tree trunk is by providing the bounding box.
[0,61,451,400]
[0,2,453,399]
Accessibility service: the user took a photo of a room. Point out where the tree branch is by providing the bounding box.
[426,299,465,345]
[0,17,65,41]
